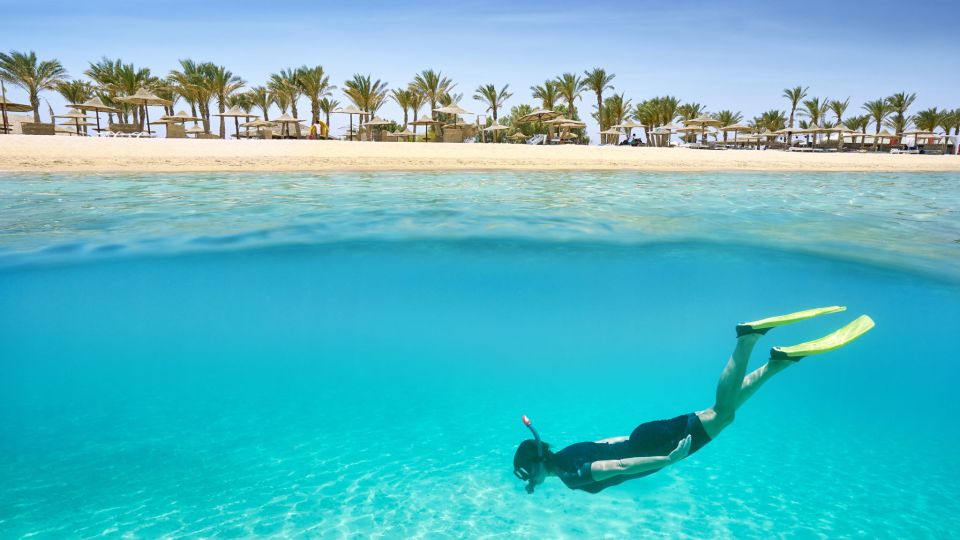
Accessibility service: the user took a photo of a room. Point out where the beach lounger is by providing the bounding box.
[526,134,545,145]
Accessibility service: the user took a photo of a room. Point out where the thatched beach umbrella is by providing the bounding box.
[333,105,369,140]
[115,87,172,135]
[510,131,528,143]
[612,119,645,141]
[361,116,392,141]
[720,123,751,144]
[600,127,622,145]
[684,115,722,144]
[434,104,474,127]
[68,97,120,133]
[185,124,208,138]
[409,115,441,141]
[483,119,510,143]
[387,127,417,141]
[272,113,305,138]
[214,106,257,139]
[53,112,95,135]
[1,82,32,134]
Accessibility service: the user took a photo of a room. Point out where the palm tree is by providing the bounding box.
[269,67,302,119]
[344,74,389,118]
[530,79,559,110]
[843,115,870,134]
[226,92,254,113]
[862,98,892,134]
[939,109,959,136]
[782,85,808,130]
[913,107,943,133]
[205,64,244,137]
[583,67,615,130]
[750,110,786,132]
[472,83,512,122]
[595,93,631,143]
[554,72,585,118]
[0,50,68,122]
[407,89,425,127]
[296,65,333,125]
[828,98,850,125]
[318,97,340,129]
[800,97,829,126]
[714,110,743,141]
[885,92,916,134]
[54,80,94,105]
[412,69,454,122]
[248,86,273,120]
[167,58,210,125]
[391,88,415,127]
[505,104,535,136]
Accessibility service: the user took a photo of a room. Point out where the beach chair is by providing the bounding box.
[526,134,545,145]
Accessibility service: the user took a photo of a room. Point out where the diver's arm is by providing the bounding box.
[594,436,629,444]
[589,435,692,481]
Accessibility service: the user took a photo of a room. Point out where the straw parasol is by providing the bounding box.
[387,127,417,141]
[53,112,95,135]
[510,131,528,143]
[720,123,751,143]
[434,104,474,127]
[1,82,32,134]
[185,124,208,138]
[684,115,722,143]
[68,97,120,133]
[115,88,172,134]
[483,120,510,143]
[333,105,369,140]
[600,127,622,145]
[361,116,392,141]
[518,108,560,123]
[409,114,441,141]
[272,113,305,138]
[214,106,257,139]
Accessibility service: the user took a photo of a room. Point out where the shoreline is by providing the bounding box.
[1,135,958,173]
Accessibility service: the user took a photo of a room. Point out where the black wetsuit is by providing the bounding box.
[551,413,711,493]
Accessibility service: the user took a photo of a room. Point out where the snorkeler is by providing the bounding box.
[513,306,875,494]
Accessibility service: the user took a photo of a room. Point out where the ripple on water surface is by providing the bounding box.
[0,171,958,280]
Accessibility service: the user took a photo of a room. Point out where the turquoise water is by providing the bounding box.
[1,172,959,538]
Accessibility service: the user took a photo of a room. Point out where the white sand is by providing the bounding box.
[1,135,958,173]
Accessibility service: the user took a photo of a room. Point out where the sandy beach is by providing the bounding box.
[0,135,958,173]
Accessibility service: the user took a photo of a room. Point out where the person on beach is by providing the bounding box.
[513,307,874,494]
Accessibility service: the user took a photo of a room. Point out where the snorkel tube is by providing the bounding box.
[521,415,544,494]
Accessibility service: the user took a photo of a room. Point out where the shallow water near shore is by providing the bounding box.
[1,171,959,538]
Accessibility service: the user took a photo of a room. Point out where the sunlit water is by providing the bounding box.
[1,171,959,538]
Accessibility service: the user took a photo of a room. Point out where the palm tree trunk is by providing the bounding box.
[30,92,40,123]
[219,100,226,139]
[596,94,603,130]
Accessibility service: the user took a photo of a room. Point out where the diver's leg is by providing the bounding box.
[697,333,761,438]
[734,358,791,409]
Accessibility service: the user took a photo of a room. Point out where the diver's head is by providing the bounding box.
[513,415,551,494]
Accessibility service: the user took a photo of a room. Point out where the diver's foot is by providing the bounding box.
[770,315,875,361]
[736,306,847,337]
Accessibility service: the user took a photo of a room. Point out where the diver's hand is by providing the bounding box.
[668,435,692,463]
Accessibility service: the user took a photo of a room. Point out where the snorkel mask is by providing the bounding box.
[513,415,544,494]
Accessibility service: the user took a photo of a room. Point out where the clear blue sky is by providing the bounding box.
[4,0,958,139]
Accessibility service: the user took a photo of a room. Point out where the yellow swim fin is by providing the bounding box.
[770,315,875,361]
[736,306,846,336]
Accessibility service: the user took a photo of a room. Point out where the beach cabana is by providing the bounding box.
[333,105,369,141]
[115,88,172,135]
[214,106,257,139]
[67,97,120,134]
